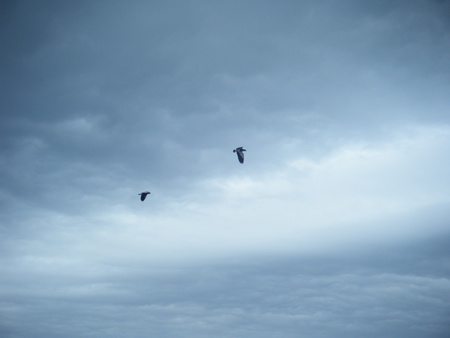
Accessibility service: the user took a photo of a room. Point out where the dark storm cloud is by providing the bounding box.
[2,0,449,166]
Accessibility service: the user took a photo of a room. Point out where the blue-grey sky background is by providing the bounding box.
[1,1,450,337]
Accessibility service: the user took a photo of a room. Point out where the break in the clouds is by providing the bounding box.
[1,0,450,337]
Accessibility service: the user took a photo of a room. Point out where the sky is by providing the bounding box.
[1,0,450,337]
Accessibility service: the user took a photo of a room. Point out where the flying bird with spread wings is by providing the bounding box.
[138,191,151,201]
[233,147,246,164]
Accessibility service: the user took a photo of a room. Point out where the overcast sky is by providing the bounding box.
[1,0,450,337]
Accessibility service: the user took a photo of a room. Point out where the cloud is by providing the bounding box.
[4,124,445,271]
[1,0,450,336]
[2,235,449,337]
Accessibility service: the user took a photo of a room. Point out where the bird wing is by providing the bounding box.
[236,149,244,163]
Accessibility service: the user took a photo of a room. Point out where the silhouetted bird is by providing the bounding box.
[233,147,246,163]
[138,191,151,201]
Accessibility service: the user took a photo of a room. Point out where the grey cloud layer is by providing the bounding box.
[1,0,450,337]
[2,236,449,338]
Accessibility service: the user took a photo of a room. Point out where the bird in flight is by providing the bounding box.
[233,147,246,163]
[138,191,151,201]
